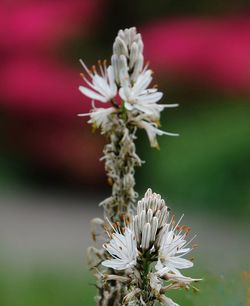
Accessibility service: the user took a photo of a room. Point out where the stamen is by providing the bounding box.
[79,59,93,78]
[98,60,105,77]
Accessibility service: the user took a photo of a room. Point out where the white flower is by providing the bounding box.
[137,120,178,148]
[78,106,115,130]
[79,60,117,103]
[102,227,138,271]
[156,216,194,276]
[118,59,178,119]
[119,69,164,114]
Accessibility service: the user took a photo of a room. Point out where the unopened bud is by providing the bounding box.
[141,222,151,250]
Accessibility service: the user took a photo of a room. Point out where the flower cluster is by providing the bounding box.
[79,27,200,306]
[102,189,200,306]
[78,27,178,148]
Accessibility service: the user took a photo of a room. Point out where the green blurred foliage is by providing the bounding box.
[0,265,95,306]
[137,99,250,218]
[0,265,246,306]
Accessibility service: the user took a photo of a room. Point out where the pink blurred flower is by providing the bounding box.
[1,57,90,116]
[0,0,105,178]
[142,17,250,93]
[0,0,105,52]
[0,0,106,116]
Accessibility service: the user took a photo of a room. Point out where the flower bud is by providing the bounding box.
[141,222,151,250]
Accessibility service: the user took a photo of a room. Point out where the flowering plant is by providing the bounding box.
[79,27,200,306]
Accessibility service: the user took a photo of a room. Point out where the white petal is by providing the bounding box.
[119,87,126,101]
[79,86,107,103]
[133,69,152,95]
[124,101,134,111]
[134,104,156,115]
[102,259,129,270]
[89,107,114,128]
[160,103,179,108]
[77,112,91,117]
[107,65,117,95]
[92,74,110,98]
[169,257,194,269]
[137,92,163,104]
[140,88,158,94]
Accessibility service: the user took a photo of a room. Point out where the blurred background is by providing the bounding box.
[1,0,250,305]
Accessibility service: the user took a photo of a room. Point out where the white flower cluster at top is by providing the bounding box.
[78,27,178,148]
[79,27,178,222]
[101,189,200,306]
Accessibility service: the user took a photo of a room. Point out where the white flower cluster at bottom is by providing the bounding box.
[101,189,201,305]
